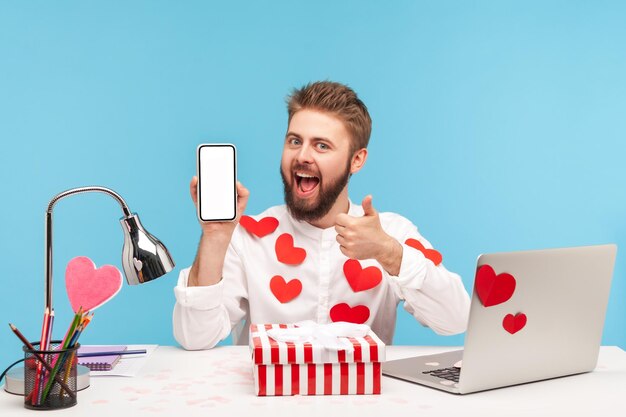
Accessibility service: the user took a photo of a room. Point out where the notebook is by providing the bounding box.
[78,345,128,371]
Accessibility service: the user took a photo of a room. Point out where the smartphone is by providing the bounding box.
[196,143,237,222]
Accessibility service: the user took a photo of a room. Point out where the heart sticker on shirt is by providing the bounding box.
[475,264,516,307]
[404,238,443,266]
[330,303,370,324]
[503,313,527,334]
[239,215,279,238]
[269,275,302,303]
[343,259,382,292]
[65,256,123,313]
[275,233,307,265]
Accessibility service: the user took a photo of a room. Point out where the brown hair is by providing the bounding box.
[287,81,372,154]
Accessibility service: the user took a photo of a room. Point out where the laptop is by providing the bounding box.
[383,244,617,394]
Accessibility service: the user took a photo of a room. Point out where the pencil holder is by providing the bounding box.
[23,341,79,410]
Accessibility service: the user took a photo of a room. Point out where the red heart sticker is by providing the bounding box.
[404,238,443,266]
[275,233,307,265]
[475,264,516,307]
[343,259,382,292]
[330,303,370,324]
[269,275,302,303]
[239,215,279,238]
[503,313,527,334]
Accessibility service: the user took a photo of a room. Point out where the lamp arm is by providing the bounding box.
[45,186,133,310]
[46,186,132,216]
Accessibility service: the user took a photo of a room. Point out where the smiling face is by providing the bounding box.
[280,109,361,223]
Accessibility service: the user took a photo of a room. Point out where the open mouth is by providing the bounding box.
[294,171,320,196]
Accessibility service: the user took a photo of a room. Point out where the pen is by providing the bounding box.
[8,323,77,399]
[78,349,147,358]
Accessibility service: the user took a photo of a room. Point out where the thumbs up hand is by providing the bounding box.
[335,195,403,274]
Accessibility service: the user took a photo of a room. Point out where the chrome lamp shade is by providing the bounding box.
[121,214,175,285]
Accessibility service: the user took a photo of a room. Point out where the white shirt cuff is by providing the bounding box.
[394,243,429,289]
[173,267,224,310]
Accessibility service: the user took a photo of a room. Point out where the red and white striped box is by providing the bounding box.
[249,323,385,396]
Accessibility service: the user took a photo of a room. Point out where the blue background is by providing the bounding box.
[1,1,625,364]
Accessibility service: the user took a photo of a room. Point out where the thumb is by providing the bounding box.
[362,195,376,216]
[190,176,199,206]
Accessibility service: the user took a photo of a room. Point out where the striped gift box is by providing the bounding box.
[249,323,385,396]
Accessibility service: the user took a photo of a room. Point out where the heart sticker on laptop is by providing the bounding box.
[475,264,516,307]
[503,313,527,334]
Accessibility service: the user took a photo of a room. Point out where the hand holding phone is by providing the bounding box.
[189,144,249,287]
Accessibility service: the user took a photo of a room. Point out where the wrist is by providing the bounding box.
[199,227,235,251]
[377,235,403,276]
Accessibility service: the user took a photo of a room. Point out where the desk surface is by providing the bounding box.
[2,346,625,416]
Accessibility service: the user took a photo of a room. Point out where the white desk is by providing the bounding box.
[2,346,625,416]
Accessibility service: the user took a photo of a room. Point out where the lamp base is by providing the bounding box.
[3,365,90,395]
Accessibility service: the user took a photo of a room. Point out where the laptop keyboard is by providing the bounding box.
[422,366,461,383]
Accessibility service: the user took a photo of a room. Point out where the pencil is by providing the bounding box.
[37,308,55,405]
[42,308,85,401]
[67,311,90,348]
[61,311,94,396]
[31,308,51,405]
[8,323,76,399]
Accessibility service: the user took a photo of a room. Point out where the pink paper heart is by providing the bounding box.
[65,256,123,312]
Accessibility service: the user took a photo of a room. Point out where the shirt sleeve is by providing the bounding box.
[382,213,471,335]
[172,232,249,350]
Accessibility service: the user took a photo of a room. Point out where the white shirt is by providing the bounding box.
[173,201,471,350]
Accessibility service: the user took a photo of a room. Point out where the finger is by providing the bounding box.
[334,224,346,235]
[362,195,376,216]
[190,176,198,206]
[335,213,352,227]
[336,234,347,247]
[236,181,250,219]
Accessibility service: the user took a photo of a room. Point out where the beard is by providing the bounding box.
[281,160,351,223]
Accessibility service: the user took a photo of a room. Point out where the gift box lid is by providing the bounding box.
[249,323,386,365]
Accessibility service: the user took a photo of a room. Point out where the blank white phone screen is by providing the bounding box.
[198,145,236,221]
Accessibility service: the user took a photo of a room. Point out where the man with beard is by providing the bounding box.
[173,81,470,349]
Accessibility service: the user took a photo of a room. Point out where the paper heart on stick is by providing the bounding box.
[65,256,123,313]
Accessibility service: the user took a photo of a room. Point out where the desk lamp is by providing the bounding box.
[44,186,175,310]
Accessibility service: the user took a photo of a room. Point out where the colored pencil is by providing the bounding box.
[7,323,76,399]
[36,308,55,404]
[67,311,91,348]
[31,308,50,405]
[60,312,94,392]
[41,308,86,402]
